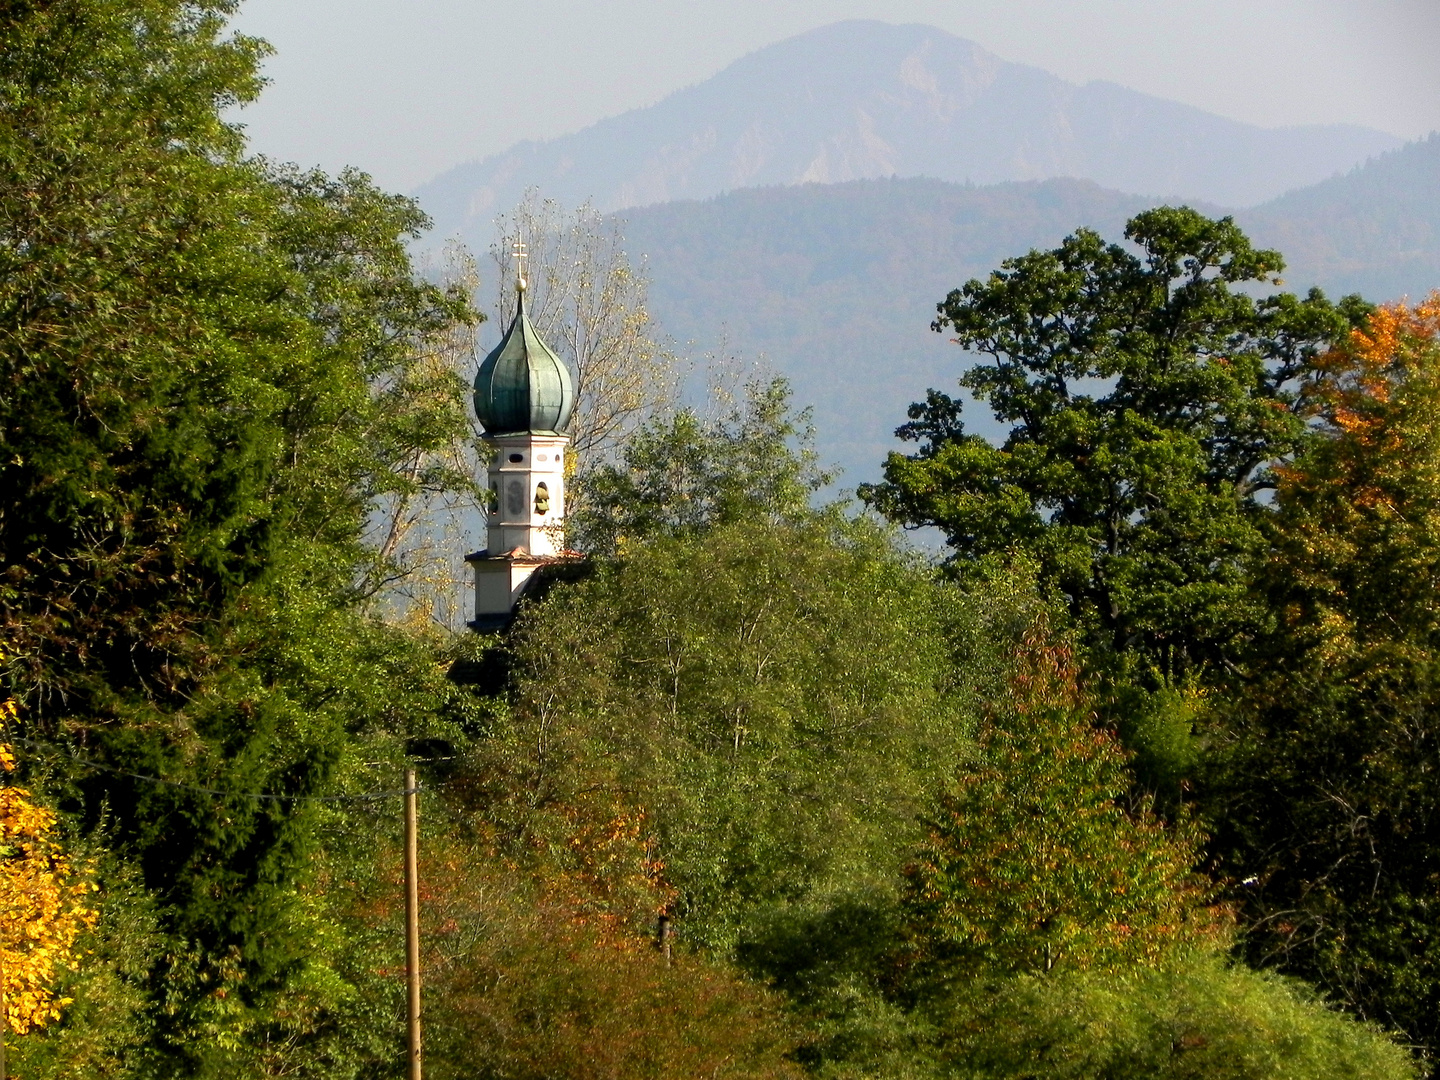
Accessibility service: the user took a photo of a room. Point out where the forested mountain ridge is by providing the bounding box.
[414,20,1398,230]
[620,176,1154,478]
[1247,133,1440,302]
[607,137,1440,483]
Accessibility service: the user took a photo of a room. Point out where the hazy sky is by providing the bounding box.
[231,0,1440,193]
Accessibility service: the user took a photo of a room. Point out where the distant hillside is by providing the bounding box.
[605,145,1440,485]
[416,20,1397,235]
[620,178,1152,483]
[1246,134,1440,303]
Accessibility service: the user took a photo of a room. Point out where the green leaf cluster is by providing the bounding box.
[571,376,835,554]
[931,954,1413,1080]
[484,514,976,951]
[0,0,479,1069]
[903,702,1220,981]
[863,207,1367,675]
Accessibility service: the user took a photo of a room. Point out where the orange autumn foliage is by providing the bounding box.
[1296,292,1440,461]
[1269,293,1440,662]
[1002,614,1083,713]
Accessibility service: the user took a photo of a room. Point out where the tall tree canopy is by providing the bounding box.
[863,207,1367,676]
[482,383,975,950]
[1203,296,1440,1067]
[571,377,833,554]
[0,0,476,1063]
[0,0,472,705]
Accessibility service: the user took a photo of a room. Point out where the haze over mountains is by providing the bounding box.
[1246,134,1440,303]
[417,19,1398,235]
[621,177,1149,478]
[411,21,1437,486]
[613,136,1440,483]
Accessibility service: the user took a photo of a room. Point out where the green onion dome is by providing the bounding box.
[473,284,576,436]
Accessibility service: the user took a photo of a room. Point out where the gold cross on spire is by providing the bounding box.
[512,238,529,293]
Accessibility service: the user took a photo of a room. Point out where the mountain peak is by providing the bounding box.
[415,21,1400,238]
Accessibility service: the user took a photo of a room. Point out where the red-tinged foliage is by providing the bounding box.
[364,821,800,1080]
[429,899,803,1080]
[903,619,1227,982]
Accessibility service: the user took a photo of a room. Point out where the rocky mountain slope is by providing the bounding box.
[416,20,1397,238]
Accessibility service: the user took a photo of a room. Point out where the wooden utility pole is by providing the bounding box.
[404,766,422,1080]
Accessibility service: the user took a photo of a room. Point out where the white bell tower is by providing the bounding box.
[467,243,578,630]
[485,433,568,558]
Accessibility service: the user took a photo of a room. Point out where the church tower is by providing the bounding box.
[467,247,578,630]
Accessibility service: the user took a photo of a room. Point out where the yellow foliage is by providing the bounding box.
[1272,294,1440,668]
[0,646,95,1035]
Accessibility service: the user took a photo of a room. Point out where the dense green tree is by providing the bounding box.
[1203,297,1440,1069]
[478,514,979,952]
[0,0,472,705]
[933,954,1414,1080]
[862,207,1366,678]
[457,389,990,950]
[570,377,834,554]
[732,618,1411,1080]
[0,0,477,1070]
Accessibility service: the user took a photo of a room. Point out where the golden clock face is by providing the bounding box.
[534,482,551,515]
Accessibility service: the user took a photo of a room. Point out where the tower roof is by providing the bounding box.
[473,285,576,437]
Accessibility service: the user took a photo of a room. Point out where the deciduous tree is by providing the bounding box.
[936,953,1414,1080]
[570,377,833,555]
[0,646,94,1047]
[862,208,1366,678]
[0,1,478,1066]
[1203,295,1440,1067]
[490,191,677,463]
[0,742,94,1039]
[901,622,1223,984]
